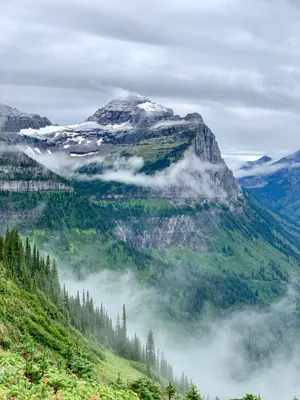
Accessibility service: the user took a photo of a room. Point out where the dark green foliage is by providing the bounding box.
[19,332,50,384]
[0,191,106,230]
[165,382,179,399]
[130,377,162,400]
[184,385,203,400]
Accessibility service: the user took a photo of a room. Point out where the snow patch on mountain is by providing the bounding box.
[138,101,169,113]
[20,125,64,136]
[70,151,99,157]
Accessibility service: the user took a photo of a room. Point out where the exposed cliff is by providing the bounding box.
[0,151,72,192]
[0,180,71,192]
[0,103,52,133]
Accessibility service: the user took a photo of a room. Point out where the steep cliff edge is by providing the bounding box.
[0,103,51,133]
[70,96,243,250]
[0,151,71,192]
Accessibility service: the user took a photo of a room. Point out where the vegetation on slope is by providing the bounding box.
[0,230,294,399]
[0,229,196,399]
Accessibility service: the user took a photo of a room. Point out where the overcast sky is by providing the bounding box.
[1,0,299,162]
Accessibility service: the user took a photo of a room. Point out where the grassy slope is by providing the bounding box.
[0,271,143,399]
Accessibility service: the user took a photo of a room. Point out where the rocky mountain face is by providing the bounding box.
[239,150,300,224]
[0,103,52,133]
[67,96,243,249]
[0,97,299,319]
[0,151,71,192]
[12,96,241,203]
[1,96,242,250]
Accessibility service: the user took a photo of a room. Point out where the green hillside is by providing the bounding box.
[0,229,188,399]
[21,190,299,324]
[0,229,294,400]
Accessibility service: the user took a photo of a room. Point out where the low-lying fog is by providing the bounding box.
[60,269,300,400]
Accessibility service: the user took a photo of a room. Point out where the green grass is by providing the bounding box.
[0,269,144,399]
[0,348,140,399]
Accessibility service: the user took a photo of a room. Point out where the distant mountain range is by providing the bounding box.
[239,150,300,224]
[240,155,272,171]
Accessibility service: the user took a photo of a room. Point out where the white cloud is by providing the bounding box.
[77,150,228,200]
[235,162,300,179]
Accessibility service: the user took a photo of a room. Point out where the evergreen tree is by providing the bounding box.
[146,330,156,366]
[184,385,203,400]
[165,382,178,400]
[0,228,190,390]
[0,235,4,261]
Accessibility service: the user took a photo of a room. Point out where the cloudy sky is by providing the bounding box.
[1,0,299,163]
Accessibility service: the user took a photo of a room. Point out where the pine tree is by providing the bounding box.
[0,235,4,261]
[165,382,178,400]
[184,385,203,400]
[120,304,128,358]
[122,304,127,338]
[50,260,60,302]
[146,330,156,366]
[0,229,191,390]
[25,237,31,267]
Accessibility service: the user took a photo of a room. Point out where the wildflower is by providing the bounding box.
[43,377,48,383]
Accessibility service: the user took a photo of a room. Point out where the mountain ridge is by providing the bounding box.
[239,150,300,223]
[0,103,52,133]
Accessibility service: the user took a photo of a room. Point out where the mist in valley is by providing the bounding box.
[60,267,300,400]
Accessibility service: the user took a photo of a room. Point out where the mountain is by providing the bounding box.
[0,96,299,322]
[0,150,71,192]
[0,103,52,133]
[240,155,272,171]
[239,150,300,224]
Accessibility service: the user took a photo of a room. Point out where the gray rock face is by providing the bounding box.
[114,208,222,250]
[0,151,72,192]
[0,180,71,192]
[86,95,174,126]
[0,97,245,251]
[0,103,52,133]
[34,96,241,202]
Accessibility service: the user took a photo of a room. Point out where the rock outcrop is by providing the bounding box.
[0,151,72,192]
[0,180,71,192]
[0,104,52,133]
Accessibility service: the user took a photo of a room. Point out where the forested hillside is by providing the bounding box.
[0,228,187,398]
[0,229,295,399]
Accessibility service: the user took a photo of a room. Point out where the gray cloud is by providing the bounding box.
[0,0,300,156]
